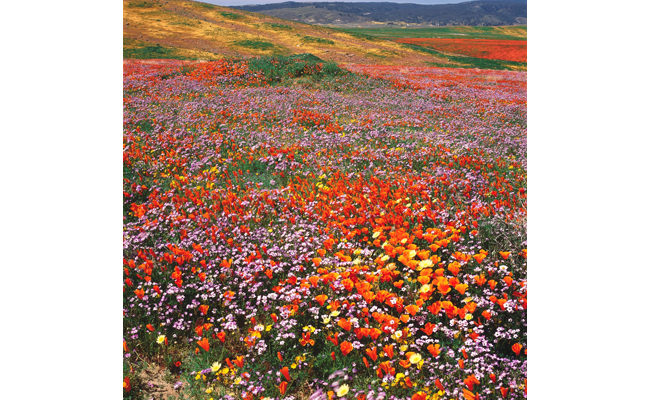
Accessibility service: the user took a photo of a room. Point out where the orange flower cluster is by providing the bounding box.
[395,38,527,62]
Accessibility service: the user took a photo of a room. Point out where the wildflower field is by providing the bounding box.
[392,39,527,63]
[124,56,527,400]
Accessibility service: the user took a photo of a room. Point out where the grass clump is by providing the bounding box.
[247,54,347,83]
[220,11,245,20]
[266,23,292,30]
[196,2,215,9]
[301,35,335,45]
[128,1,156,8]
[124,44,192,60]
[233,40,276,50]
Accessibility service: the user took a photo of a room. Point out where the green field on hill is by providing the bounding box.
[338,25,527,41]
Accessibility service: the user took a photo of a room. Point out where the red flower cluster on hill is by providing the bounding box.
[395,38,527,63]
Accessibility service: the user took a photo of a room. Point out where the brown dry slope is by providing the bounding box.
[123,0,448,65]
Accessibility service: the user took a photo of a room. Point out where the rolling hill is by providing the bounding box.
[235,0,527,27]
[123,0,450,65]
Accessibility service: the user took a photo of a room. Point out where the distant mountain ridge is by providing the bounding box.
[234,1,527,27]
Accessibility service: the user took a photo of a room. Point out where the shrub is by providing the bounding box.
[266,23,292,30]
[220,11,244,20]
[233,40,275,50]
[247,54,347,82]
[301,36,335,45]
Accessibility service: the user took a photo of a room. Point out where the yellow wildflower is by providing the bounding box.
[211,362,221,373]
[336,384,350,397]
[409,353,422,364]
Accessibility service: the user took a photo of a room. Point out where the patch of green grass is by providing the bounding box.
[170,19,199,27]
[337,26,527,41]
[301,35,335,45]
[343,31,378,41]
[124,44,194,60]
[266,23,292,30]
[195,1,215,9]
[366,51,387,59]
[233,40,276,50]
[220,11,245,20]
[128,1,156,8]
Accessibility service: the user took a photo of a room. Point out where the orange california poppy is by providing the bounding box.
[448,262,461,276]
[421,322,435,336]
[455,283,468,295]
[427,343,441,357]
[405,304,420,315]
[337,318,352,331]
[315,294,328,306]
[437,278,451,295]
[197,337,209,352]
[280,366,291,381]
[383,344,394,359]
[233,355,244,368]
[464,375,479,391]
[462,389,476,400]
[366,346,378,361]
[412,391,427,400]
[340,341,353,356]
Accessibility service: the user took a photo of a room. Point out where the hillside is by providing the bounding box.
[123,0,449,65]
[235,0,527,27]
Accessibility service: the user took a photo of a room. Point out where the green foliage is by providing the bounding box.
[220,11,245,20]
[301,35,335,45]
[266,23,292,30]
[170,19,199,27]
[196,2,215,9]
[337,26,527,41]
[233,40,276,50]
[128,1,156,8]
[366,51,387,59]
[322,61,343,76]
[246,54,347,83]
[123,44,193,60]
[343,31,378,41]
